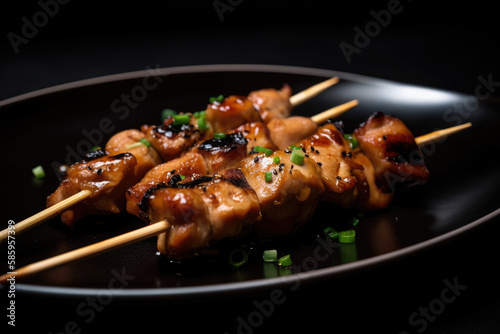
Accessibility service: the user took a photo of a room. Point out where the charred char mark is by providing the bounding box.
[198,132,248,153]
[218,169,253,189]
[385,138,424,165]
[153,121,194,138]
[110,152,130,160]
[137,176,216,221]
[137,182,169,221]
[175,176,214,189]
[80,150,131,164]
[81,149,108,163]
[168,174,184,186]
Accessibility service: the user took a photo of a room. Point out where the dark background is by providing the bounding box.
[1,0,499,100]
[2,0,499,333]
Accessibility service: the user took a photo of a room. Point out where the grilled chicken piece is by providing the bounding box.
[227,122,278,154]
[354,112,430,192]
[141,114,212,161]
[105,129,162,177]
[197,169,261,241]
[267,116,318,150]
[46,152,139,226]
[295,123,363,207]
[150,184,211,259]
[205,96,261,133]
[240,150,324,238]
[194,132,249,173]
[143,169,261,259]
[352,153,394,210]
[126,152,209,220]
[128,132,253,220]
[247,84,293,123]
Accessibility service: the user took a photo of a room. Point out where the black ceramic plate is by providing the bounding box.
[1,64,499,300]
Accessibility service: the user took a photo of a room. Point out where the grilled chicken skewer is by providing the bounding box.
[0,79,345,242]
[0,118,471,282]
[48,100,355,226]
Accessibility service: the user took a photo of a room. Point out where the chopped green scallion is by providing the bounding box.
[278,254,292,267]
[161,108,177,121]
[125,142,143,149]
[126,138,151,150]
[229,248,248,268]
[193,111,206,119]
[214,133,227,140]
[290,149,305,165]
[172,114,191,125]
[344,134,359,149]
[254,145,273,156]
[265,171,273,182]
[273,156,281,164]
[32,165,46,179]
[263,249,278,263]
[209,94,224,103]
[339,230,356,243]
[197,116,210,130]
[323,227,339,239]
[139,138,151,147]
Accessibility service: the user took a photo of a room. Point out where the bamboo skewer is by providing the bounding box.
[290,76,339,107]
[415,122,472,146]
[0,189,91,243]
[0,220,170,283]
[310,99,358,124]
[0,122,472,283]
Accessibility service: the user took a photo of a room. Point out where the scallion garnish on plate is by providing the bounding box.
[32,165,45,179]
[229,248,248,268]
[263,249,278,263]
[278,254,292,267]
[339,230,356,243]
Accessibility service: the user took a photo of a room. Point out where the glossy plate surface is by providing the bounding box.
[2,64,499,300]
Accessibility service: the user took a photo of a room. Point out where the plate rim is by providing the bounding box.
[5,63,497,300]
[0,63,453,108]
